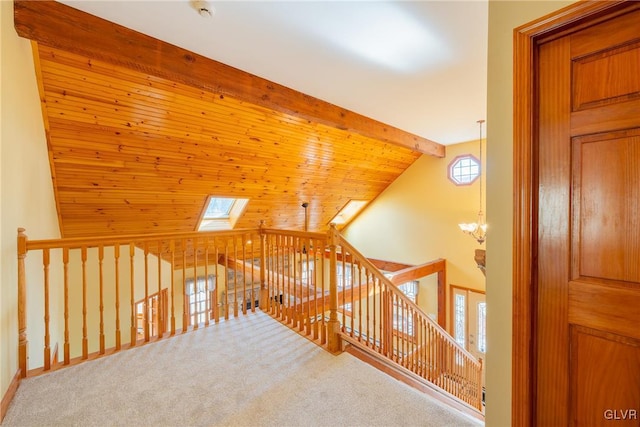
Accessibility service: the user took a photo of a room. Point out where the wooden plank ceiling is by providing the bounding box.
[15,0,445,238]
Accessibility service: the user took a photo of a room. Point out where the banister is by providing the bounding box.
[17,225,482,412]
[335,234,475,361]
[17,228,28,378]
[25,228,261,250]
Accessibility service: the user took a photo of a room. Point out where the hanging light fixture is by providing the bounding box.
[458,119,487,245]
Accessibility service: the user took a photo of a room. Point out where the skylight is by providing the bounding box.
[204,197,235,219]
[198,196,249,231]
[330,200,369,227]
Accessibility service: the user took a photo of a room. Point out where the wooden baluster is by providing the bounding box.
[63,247,70,364]
[242,235,247,315]
[272,235,278,316]
[98,245,105,354]
[306,237,312,336]
[192,237,198,329]
[372,275,377,353]
[250,234,256,312]
[170,240,176,335]
[277,235,282,317]
[204,237,210,326]
[259,225,267,313]
[157,241,164,337]
[233,237,239,318]
[43,248,51,371]
[182,239,188,332]
[222,240,228,320]
[388,289,394,360]
[349,255,354,339]
[214,239,220,323]
[340,257,345,331]
[357,261,362,344]
[81,246,88,359]
[129,242,136,346]
[274,235,282,322]
[17,229,28,377]
[296,237,302,330]
[284,236,290,324]
[327,224,341,353]
[311,238,317,339]
[143,243,150,342]
[365,271,371,347]
[478,358,483,409]
[279,235,284,319]
[114,245,121,350]
[319,241,326,344]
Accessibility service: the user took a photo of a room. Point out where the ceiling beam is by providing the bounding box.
[14,0,445,157]
[388,258,446,285]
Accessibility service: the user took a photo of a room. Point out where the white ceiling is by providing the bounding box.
[59,0,488,146]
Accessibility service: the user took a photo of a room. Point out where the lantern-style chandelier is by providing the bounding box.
[458,119,487,245]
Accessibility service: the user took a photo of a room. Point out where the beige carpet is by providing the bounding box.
[2,311,483,427]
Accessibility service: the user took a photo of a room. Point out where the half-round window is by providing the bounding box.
[448,155,480,186]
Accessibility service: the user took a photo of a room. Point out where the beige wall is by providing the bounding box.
[485,1,576,425]
[344,140,486,325]
[1,0,61,398]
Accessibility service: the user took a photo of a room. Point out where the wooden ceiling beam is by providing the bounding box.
[388,259,446,285]
[14,0,445,157]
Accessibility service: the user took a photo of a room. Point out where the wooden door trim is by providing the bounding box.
[512,1,635,426]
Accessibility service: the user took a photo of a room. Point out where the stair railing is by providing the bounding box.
[17,224,482,411]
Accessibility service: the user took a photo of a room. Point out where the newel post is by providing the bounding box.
[17,228,28,378]
[258,221,268,310]
[327,223,342,353]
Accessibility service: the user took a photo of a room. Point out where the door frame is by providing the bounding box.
[512,1,637,426]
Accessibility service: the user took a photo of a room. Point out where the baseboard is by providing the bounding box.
[0,370,21,422]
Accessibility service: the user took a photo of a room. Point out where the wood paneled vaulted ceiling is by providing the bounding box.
[14,0,445,238]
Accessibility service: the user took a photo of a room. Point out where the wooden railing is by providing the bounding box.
[17,224,482,412]
[17,227,262,374]
[332,230,483,411]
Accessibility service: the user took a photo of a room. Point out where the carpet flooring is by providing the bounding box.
[2,311,483,427]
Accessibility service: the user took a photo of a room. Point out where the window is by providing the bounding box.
[301,259,314,286]
[448,155,480,186]
[454,293,466,347]
[393,280,419,336]
[186,275,215,325]
[330,200,369,226]
[198,196,249,231]
[337,263,353,290]
[477,302,487,353]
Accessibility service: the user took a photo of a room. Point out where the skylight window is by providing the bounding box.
[204,198,234,219]
[198,196,248,231]
[330,200,369,227]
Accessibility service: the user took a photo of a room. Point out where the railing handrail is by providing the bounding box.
[260,228,327,241]
[335,233,480,368]
[26,228,262,251]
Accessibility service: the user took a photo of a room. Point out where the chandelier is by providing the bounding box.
[458,119,487,245]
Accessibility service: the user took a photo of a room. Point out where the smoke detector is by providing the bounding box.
[192,0,214,18]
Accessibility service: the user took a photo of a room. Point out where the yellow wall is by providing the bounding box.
[485,1,576,425]
[344,140,486,325]
[1,0,61,398]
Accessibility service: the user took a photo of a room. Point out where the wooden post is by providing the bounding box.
[327,224,341,353]
[437,265,446,329]
[17,228,28,378]
[43,248,51,370]
[259,221,268,310]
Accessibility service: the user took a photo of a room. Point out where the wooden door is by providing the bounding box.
[536,7,640,426]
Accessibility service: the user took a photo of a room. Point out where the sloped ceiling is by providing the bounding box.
[14,0,486,238]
